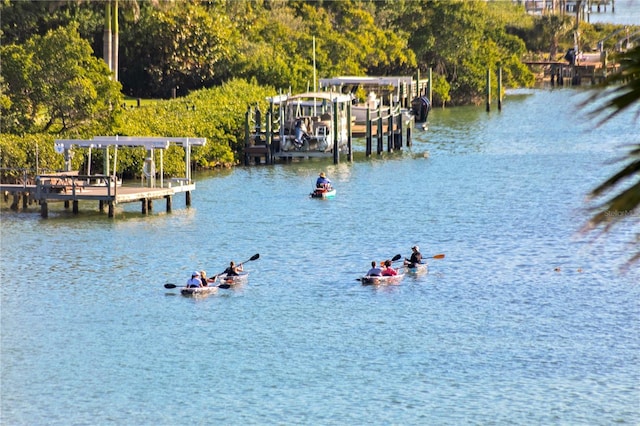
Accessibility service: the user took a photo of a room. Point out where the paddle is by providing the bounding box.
[356,254,402,281]
[214,253,260,289]
[164,253,260,290]
[405,253,445,263]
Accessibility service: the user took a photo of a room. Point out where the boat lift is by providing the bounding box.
[54,136,206,188]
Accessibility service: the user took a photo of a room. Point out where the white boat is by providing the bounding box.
[270,92,352,153]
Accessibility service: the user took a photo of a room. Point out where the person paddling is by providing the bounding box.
[187,271,202,288]
[381,259,397,276]
[223,261,243,277]
[366,261,382,277]
[316,172,331,189]
[404,245,423,268]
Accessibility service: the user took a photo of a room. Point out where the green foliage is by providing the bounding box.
[431,73,451,106]
[0,133,80,177]
[1,23,123,135]
[399,0,534,106]
[116,79,276,172]
[120,2,235,98]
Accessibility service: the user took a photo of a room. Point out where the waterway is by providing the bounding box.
[1,87,639,425]
[588,0,640,25]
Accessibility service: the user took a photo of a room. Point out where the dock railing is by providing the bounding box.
[35,173,117,199]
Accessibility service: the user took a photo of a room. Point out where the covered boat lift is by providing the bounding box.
[33,136,207,218]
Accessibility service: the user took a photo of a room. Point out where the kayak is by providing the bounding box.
[360,273,405,286]
[404,263,428,275]
[180,285,219,296]
[216,272,249,287]
[310,187,336,198]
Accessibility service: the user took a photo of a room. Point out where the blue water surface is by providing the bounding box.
[1,87,639,425]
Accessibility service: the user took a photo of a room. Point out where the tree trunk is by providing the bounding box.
[103,2,113,75]
[112,0,119,82]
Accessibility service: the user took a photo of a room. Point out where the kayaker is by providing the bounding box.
[366,261,382,277]
[223,261,243,276]
[187,271,202,288]
[381,259,397,276]
[316,172,331,189]
[200,270,216,286]
[404,245,423,268]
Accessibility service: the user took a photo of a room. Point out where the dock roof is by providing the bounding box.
[54,136,206,150]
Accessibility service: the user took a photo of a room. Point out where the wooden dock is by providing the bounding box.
[244,103,413,166]
[1,173,195,218]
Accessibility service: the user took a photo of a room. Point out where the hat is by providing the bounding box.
[412,245,419,251]
[192,271,200,276]
[319,172,326,177]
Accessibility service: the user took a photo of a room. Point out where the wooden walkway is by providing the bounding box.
[1,174,195,218]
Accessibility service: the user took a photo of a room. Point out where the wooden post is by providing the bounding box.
[365,107,372,156]
[333,100,339,164]
[141,198,147,214]
[186,191,191,206]
[265,111,272,165]
[147,199,153,213]
[244,106,251,166]
[22,193,28,209]
[10,193,19,210]
[485,68,491,112]
[99,200,104,213]
[73,200,79,214]
[428,68,433,105]
[497,67,503,111]
[400,108,407,147]
[387,111,393,151]
[108,202,114,218]
[377,107,383,154]
[166,195,172,213]
[347,102,353,162]
[40,201,48,218]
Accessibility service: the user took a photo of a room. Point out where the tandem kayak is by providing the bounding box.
[404,263,428,275]
[360,273,405,286]
[180,285,219,296]
[216,272,249,287]
[310,187,336,198]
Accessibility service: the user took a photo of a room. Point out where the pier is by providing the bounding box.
[1,136,205,218]
[244,76,428,166]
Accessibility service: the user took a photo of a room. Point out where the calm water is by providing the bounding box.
[588,0,640,25]
[1,87,639,425]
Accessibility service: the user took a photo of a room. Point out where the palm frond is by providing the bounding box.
[581,46,640,267]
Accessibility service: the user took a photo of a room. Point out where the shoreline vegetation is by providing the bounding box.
[1,1,636,178]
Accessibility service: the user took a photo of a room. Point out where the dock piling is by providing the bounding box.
[486,68,491,112]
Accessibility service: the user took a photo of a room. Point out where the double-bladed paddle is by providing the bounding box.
[164,253,260,290]
[213,253,260,288]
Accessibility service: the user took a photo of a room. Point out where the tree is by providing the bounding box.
[1,24,123,135]
[119,2,234,98]
[583,45,640,266]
